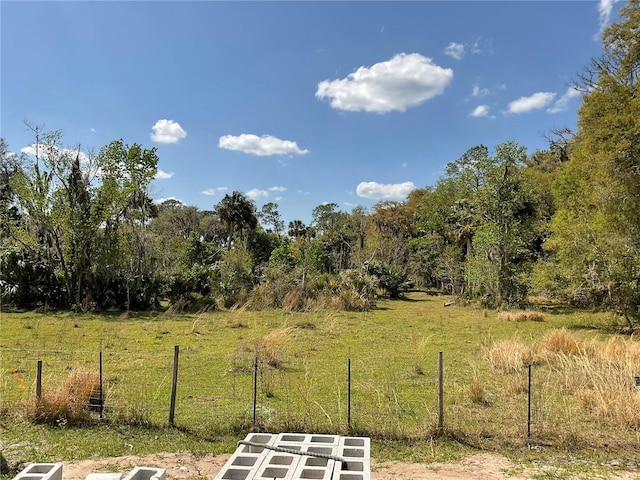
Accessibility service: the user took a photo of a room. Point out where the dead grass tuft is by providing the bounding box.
[485,339,533,374]
[29,369,102,425]
[544,328,582,355]
[282,289,310,312]
[497,310,544,322]
[258,327,293,369]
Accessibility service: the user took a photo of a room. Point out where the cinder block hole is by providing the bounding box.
[25,466,55,474]
[307,447,332,455]
[280,434,305,442]
[338,475,363,480]
[261,467,288,478]
[231,457,257,467]
[241,445,264,454]
[310,436,333,443]
[343,438,365,447]
[342,448,364,457]
[221,469,250,480]
[341,461,363,472]
[248,434,273,444]
[269,456,293,465]
[275,444,301,451]
[16,476,45,480]
[126,468,163,480]
[299,469,325,479]
[305,457,328,467]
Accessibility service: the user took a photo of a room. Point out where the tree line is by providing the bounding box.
[1,1,639,328]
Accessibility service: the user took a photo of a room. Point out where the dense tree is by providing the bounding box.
[537,0,640,327]
[216,191,258,250]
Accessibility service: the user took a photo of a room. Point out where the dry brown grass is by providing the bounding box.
[29,369,102,425]
[282,289,310,312]
[544,328,582,355]
[469,375,487,405]
[497,310,544,322]
[487,329,640,429]
[485,339,533,374]
[257,327,293,369]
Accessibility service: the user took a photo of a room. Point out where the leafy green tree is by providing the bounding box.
[466,141,537,306]
[538,0,640,327]
[259,202,285,236]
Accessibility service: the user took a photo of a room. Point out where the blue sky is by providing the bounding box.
[1,1,625,225]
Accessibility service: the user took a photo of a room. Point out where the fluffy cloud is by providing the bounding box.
[245,188,269,201]
[150,119,187,144]
[269,186,286,192]
[507,92,556,114]
[201,187,228,196]
[316,53,453,113]
[444,42,465,60]
[218,134,309,156]
[154,169,174,179]
[470,105,491,118]
[547,87,581,113]
[356,181,416,200]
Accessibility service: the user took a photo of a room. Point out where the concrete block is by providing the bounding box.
[13,463,63,480]
[122,467,165,480]
[253,450,301,480]
[292,456,336,480]
[335,437,370,480]
[217,433,370,480]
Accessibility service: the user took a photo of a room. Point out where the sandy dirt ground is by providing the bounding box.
[58,451,637,480]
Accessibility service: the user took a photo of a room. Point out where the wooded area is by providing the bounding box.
[1,1,639,328]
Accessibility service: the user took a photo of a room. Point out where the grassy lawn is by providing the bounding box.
[1,293,639,477]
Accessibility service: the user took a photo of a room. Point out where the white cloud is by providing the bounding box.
[154,169,174,180]
[90,128,96,133]
[356,181,416,200]
[472,85,490,97]
[507,92,556,114]
[269,186,286,192]
[547,87,581,113]
[154,196,182,205]
[444,42,465,60]
[218,134,309,156]
[597,0,621,38]
[246,188,269,201]
[471,37,485,55]
[150,119,187,144]
[201,187,228,196]
[470,105,491,118]
[316,53,453,113]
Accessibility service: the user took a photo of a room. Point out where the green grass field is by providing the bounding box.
[2,293,639,477]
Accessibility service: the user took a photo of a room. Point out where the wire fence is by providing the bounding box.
[2,345,444,435]
[1,345,636,447]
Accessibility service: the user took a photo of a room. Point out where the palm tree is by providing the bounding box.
[216,191,258,249]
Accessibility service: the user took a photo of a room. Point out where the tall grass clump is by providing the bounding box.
[497,310,544,322]
[28,369,101,425]
[484,339,533,374]
[544,328,582,355]
[257,327,293,369]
